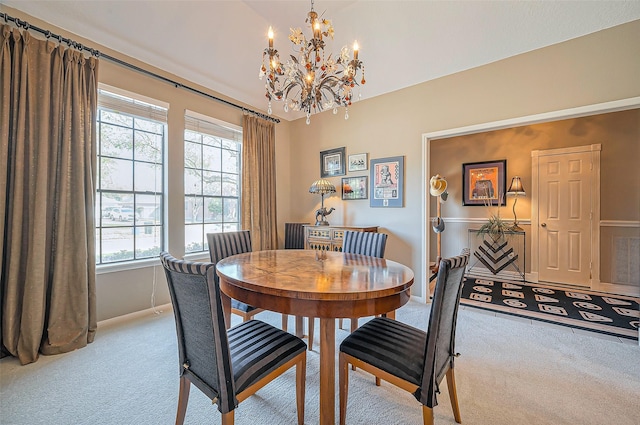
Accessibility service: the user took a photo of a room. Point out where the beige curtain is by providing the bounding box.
[241,115,278,250]
[0,24,98,364]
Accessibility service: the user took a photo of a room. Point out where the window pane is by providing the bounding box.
[203,145,221,171]
[222,173,238,197]
[185,141,202,169]
[101,227,135,263]
[222,149,239,173]
[203,171,221,196]
[101,158,133,191]
[134,117,163,133]
[100,123,133,159]
[135,225,162,258]
[203,134,220,147]
[185,196,203,223]
[135,131,162,163]
[223,223,239,232]
[101,110,133,127]
[223,198,238,222]
[136,193,162,225]
[185,130,200,143]
[222,139,238,151]
[185,169,202,196]
[203,223,221,251]
[134,162,162,192]
[185,224,203,253]
[204,197,222,223]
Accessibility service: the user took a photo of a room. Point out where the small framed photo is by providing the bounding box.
[370,156,404,207]
[342,176,368,200]
[320,147,346,177]
[462,159,507,206]
[348,153,368,172]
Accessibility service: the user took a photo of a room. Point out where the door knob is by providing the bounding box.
[541,223,547,227]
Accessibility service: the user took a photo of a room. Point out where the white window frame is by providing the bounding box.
[183,110,242,255]
[95,84,168,268]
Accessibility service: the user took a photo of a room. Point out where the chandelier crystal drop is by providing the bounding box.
[259,0,365,124]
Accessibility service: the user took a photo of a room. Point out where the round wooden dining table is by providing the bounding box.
[216,249,415,425]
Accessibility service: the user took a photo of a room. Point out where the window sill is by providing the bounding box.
[96,257,160,275]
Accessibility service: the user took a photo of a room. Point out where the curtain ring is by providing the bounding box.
[45,30,51,39]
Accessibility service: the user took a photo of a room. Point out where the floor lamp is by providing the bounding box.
[506,176,526,231]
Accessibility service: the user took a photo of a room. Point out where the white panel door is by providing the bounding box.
[538,151,592,286]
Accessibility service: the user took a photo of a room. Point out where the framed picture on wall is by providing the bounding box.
[320,147,346,177]
[348,153,368,172]
[342,176,368,200]
[462,159,507,206]
[370,156,404,207]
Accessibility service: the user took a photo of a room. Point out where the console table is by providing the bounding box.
[467,229,525,281]
[304,225,378,252]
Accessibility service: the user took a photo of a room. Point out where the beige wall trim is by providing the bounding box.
[600,220,640,228]
[423,97,640,299]
[433,217,532,225]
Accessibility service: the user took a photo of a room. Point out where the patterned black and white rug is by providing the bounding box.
[461,277,640,340]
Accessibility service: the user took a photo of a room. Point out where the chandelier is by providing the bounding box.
[259,0,365,124]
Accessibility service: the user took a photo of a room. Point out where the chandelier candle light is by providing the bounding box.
[260,0,365,124]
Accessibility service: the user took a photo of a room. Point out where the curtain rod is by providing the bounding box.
[1,12,280,124]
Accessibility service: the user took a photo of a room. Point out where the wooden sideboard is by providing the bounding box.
[304,225,379,252]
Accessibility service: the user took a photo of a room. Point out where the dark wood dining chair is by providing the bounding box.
[338,250,470,425]
[281,223,316,348]
[339,230,388,332]
[160,252,307,425]
[207,231,263,322]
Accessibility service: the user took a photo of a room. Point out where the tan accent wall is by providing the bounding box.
[288,20,640,297]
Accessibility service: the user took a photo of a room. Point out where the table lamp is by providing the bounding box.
[309,179,336,225]
[506,176,526,231]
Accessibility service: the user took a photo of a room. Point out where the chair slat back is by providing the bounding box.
[207,231,252,280]
[342,230,388,258]
[160,252,236,412]
[285,223,308,249]
[419,249,469,408]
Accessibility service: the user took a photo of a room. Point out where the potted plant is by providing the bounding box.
[476,195,510,242]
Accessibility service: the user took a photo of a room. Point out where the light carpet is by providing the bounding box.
[1,301,639,425]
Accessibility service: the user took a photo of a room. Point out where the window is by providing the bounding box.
[96,88,167,264]
[184,112,242,253]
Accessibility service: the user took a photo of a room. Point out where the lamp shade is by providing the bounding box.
[309,179,336,195]
[506,176,525,196]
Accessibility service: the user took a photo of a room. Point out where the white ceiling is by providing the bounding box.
[3,1,640,121]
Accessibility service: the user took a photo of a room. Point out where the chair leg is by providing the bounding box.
[350,318,358,333]
[308,317,315,351]
[339,353,349,425]
[296,353,307,425]
[446,368,462,423]
[282,314,288,332]
[221,410,235,425]
[175,376,190,425]
[422,405,434,425]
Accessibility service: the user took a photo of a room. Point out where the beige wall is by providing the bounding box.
[5,4,640,317]
[288,20,640,298]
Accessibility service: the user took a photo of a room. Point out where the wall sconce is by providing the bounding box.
[506,176,526,231]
